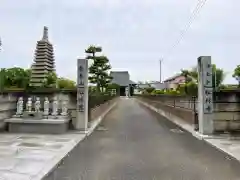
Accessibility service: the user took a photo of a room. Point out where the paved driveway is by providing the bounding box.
[46,98,240,180]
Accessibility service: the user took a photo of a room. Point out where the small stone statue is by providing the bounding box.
[26,97,32,112]
[34,97,41,113]
[61,101,68,116]
[52,96,58,116]
[43,97,50,116]
[16,97,24,115]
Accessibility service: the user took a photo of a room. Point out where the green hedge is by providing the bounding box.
[88,92,116,110]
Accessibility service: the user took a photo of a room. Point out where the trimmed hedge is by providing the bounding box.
[89,93,116,110]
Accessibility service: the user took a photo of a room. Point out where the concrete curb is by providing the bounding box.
[204,138,240,161]
[36,100,118,180]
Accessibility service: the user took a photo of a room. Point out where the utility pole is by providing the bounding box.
[159,59,163,83]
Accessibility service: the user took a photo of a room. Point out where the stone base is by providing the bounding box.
[22,111,43,120]
[13,114,23,118]
[47,115,68,119]
[5,117,70,134]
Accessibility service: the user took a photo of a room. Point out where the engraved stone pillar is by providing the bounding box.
[197,56,214,135]
[75,59,88,130]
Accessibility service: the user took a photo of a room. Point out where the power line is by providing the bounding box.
[158,1,208,82]
[165,0,208,57]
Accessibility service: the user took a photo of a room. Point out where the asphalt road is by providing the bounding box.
[45,98,240,180]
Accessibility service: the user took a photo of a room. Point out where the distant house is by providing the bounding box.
[137,81,167,90]
[149,82,168,90]
[138,83,151,89]
[163,74,196,89]
[110,71,136,96]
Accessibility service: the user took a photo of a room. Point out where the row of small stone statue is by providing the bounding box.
[16,96,68,116]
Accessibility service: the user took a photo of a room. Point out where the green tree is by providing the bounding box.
[212,64,225,90]
[86,45,112,92]
[177,84,186,94]
[184,64,225,89]
[180,69,192,94]
[85,45,102,58]
[233,65,240,87]
[42,72,57,88]
[89,86,98,94]
[144,87,155,94]
[0,68,6,92]
[152,89,164,95]
[107,83,120,90]
[0,67,31,89]
[186,81,198,96]
[180,69,192,83]
[57,78,76,89]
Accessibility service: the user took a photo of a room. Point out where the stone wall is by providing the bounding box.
[138,97,195,124]
[137,91,240,132]
[0,90,117,131]
[0,94,17,130]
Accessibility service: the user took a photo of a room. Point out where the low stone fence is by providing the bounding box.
[70,97,118,126]
[137,96,196,125]
[0,94,17,130]
[137,94,240,132]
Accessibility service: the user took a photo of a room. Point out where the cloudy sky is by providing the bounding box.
[0,0,238,83]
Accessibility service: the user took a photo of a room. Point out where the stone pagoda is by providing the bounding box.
[30,26,55,87]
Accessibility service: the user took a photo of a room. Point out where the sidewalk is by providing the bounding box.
[0,132,85,180]
[0,100,117,180]
[136,98,240,162]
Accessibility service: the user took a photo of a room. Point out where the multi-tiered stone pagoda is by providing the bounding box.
[30,26,55,87]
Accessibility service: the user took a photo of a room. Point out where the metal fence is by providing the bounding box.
[138,94,240,130]
[139,94,240,112]
[139,95,197,111]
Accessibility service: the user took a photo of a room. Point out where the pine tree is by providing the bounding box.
[85,45,112,92]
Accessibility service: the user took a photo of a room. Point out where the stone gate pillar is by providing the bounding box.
[75,59,88,131]
[197,56,214,134]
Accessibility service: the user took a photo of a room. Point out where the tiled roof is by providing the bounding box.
[163,74,182,82]
[163,74,196,82]
[110,71,130,86]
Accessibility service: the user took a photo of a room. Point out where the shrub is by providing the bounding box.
[151,89,164,95]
